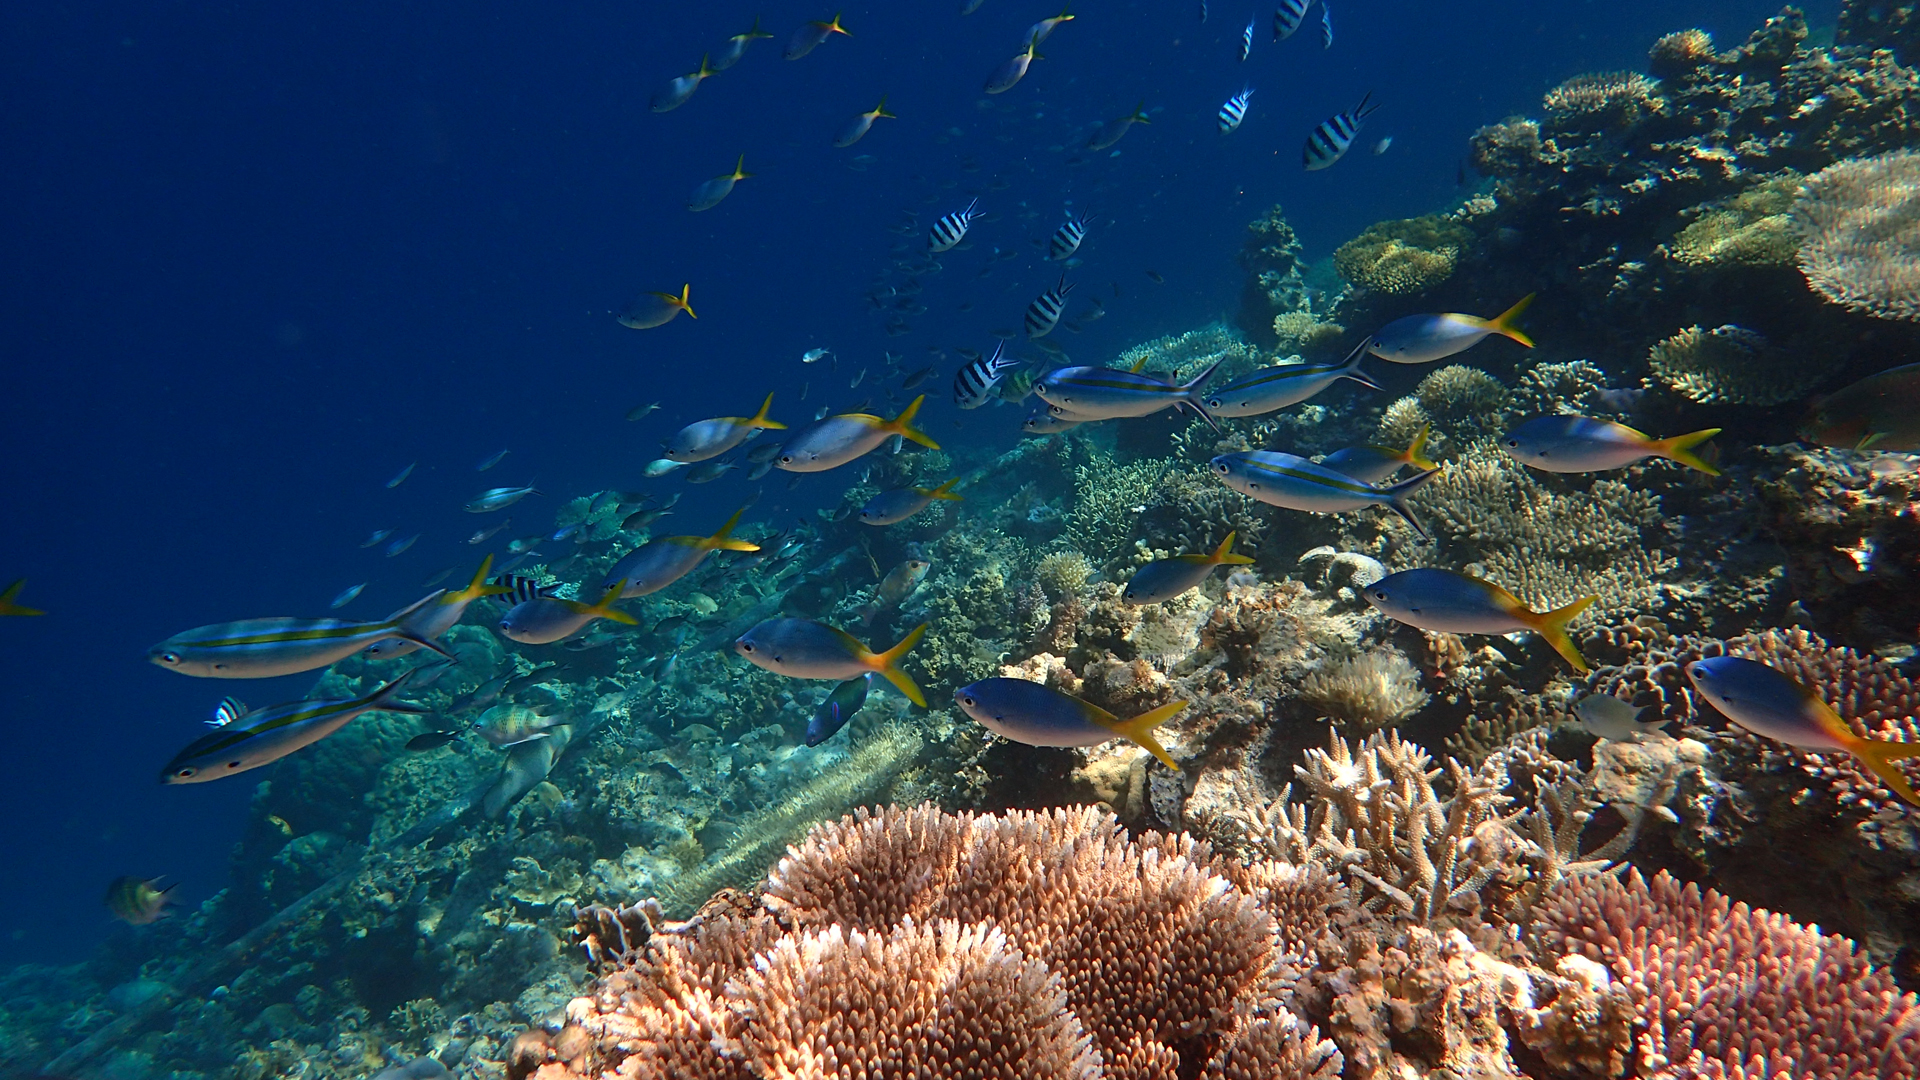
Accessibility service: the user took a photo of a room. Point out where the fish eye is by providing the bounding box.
[779,455,793,465]
[961,695,975,707]
[1372,590,1388,602]
[1213,462,1227,474]
[175,768,194,778]
[741,642,755,653]
[226,761,243,770]
[1505,438,1519,448]
[161,652,181,664]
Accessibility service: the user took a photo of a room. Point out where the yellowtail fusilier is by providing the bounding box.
[785,13,850,60]
[160,670,428,784]
[105,876,177,925]
[618,284,696,329]
[1204,342,1379,417]
[1321,424,1436,484]
[366,556,512,660]
[1361,567,1596,673]
[1687,656,1920,805]
[928,198,980,253]
[1023,5,1075,44]
[1210,450,1438,538]
[1025,276,1073,338]
[1122,532,1253,605]
[385,461,415,489]
[1218,87,1252,133]
[0,579,45,616]
[688,155,751,212]
[1302,91,1379,170]
[835,97,896,147]
[1037,361,1223,430]
[984,36,1041,95]
[953,677,1185,770]
[1367,294,1534,363]
[734,619,928,706]
[859,478,962,525]
[1047,210,1088,261]
[604,507,759,597]
[1503,415,1721,476]
[1024,407,1081,435]
[465,484,539,513]
[808,673,873,746]
[666,393,786,462]
[711,16,773,70]
[650,55,716,113]
[1086,100,1150,151]
[150,599,455,678]
[776,395,939,472]
[499,582,638,645]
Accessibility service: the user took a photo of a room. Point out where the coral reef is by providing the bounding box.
[1332,214,1477,296]
[1647,324,1828,405]
[1794,148,1920,320]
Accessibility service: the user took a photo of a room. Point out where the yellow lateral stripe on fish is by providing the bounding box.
[1241,457,1379,495]
[178,623,399,647]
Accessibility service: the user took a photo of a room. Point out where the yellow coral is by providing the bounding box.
[1668,174,1802,269]
[1793,149,1920,321]
[1035,551,1094,602]
[1332,215,1476,295]
[1648,29,1719,79]
[1297,649,1429,733]
[1272,311,1346,354]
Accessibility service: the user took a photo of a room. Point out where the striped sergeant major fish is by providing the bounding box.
[161,669,429,784]
[1035,360,1224,431]
[1025,276,1074,338]
[1240,18,1254,60]
[928,198,980,253]
[1218,87,1253,134]
[1303,91,1379,171]
[1273,0,1313,40]
[490,575,559,608]
[1047,211,1088,261]
[1321,0,1333,47]
[1210,450,1438,539]
[953,340,1023,409]
[1204,342,1380,417]
[149,598,456,679]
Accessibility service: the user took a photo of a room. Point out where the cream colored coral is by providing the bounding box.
[1647,324,1824,405]
[1793,149,1920,321]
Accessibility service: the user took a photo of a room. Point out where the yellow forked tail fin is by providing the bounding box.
[921,477,963,501]
[677,284,697,319]
[888,395,941,450]
[1403,424,1437,471]
[1652,427,1722,477]
[445,555,512,605]
[1109,699,1187,771]
[0,578,44,617]
[1486,293,1535,348]
[1850,737,1920,807]
[1530,594,1597,674]
[578,581,640,625]
[703,506,761,552]
[746,392,785,431]
[870,622,928,707]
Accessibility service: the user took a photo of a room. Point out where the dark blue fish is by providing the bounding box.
[807,673,873,746]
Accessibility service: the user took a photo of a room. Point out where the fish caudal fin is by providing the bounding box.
[1112,700,1187,771]
[1849,737,1920,807]
[0,578,44,616]
[365,669,432,715]
[922,477,963,501]
[874,95,896,119]
[888,395,941,450]
[870,622,928,707]
[1383,468,1442,541]
[1486,293,1535,348]
[1208,530,1254,565]
[733,154,752,181]
[1652,427,1722,477]
[579,581,641,625]
[1403,424,1437,471]
[703,506,762,552]
[1338,339,1384,392]
[447,555,513,605]
[677,284,697,319]
[1529,594,1598,674]
[747,392,786,431]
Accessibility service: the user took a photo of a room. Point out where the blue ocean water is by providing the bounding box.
[0,0,1831,970]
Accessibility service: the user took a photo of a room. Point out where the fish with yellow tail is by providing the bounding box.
[1087,100,1150,151]
[1123,532,1254,605]
[1686,655,1920,807]
[735,619,928,706]
[984,35,1042,95]
[105,876,177,925]
[1210,450,1439,539]
[785,13,850,60]
[1203,340,1380,417]
[954,678,1185,770]
[603,506,759,597]
[0,579,44,616]
[1321,423,1436,484]
[1361,567,1596,673]
[618,284,696,329]
[1036,360,1223,429]
[665,392,786,462]
[835,96,895,147]
[650,55,716,113]
[712,16,773,71]
[775,394,939,472]
[1503,415,1721,476]
[365,556,514,659]
[151,600,456,678]
[688,155,751,211]
[160,670,429,783]
[859,478,962,525]
[498,581,639,645]
[1366,293,1534,364]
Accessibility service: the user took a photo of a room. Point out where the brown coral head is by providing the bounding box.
[504,1029,554,1080]
[1648,28,1720,79]
[1543,71,1666,133]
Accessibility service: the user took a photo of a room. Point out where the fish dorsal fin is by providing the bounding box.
[209,697,249,727]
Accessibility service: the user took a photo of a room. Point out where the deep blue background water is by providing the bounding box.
[0,0,1832,967]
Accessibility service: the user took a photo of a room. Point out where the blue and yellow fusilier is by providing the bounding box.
[1123,532,1254,605]
[775,395,940,473]
[366,556,513,660]
[1361,567,1596,673]
[1204,344,1381,418]
[859,478,963,525]
[1686,656,1920,806]
[734,618,928,707]
[1035,360,1222,429]
[604,507,759,597]
[498,581,639,645]
[953,677,1185,770]
[1321,424,1437,484]
[1366,294,1534,364]
[618,284,696,330]
[665,394,786,463]
[1502,415,1721,476]
[0,579,44,616]
[159,670,428,784]
[688,154,751,212]
[151,600,456,678]
[1210,450,1440,539]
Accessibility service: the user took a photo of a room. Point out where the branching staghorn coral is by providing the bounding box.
[1794,148,1920,321]
[1068,454,1170,567]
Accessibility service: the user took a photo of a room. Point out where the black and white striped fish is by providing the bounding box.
[1239,18,1254,60]
[206,696,249,728]
[1025,276,1074,339]
[1321,0,1333,48]
[1273,0,1313,40]
[1303,92,1379,171]
[490,575,559,607]
[928,198,980,252]
[1218,88,1253,133]
[953,340,1023,409]
[1047,212,1088,261]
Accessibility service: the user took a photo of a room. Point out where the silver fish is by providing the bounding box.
[160,671,428,783]
[467,518,512,544]
[385,462,415,489]
[465,485,540,513]
[476,449,510,471]
[329,583,366,609]
[150,599,454,679]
